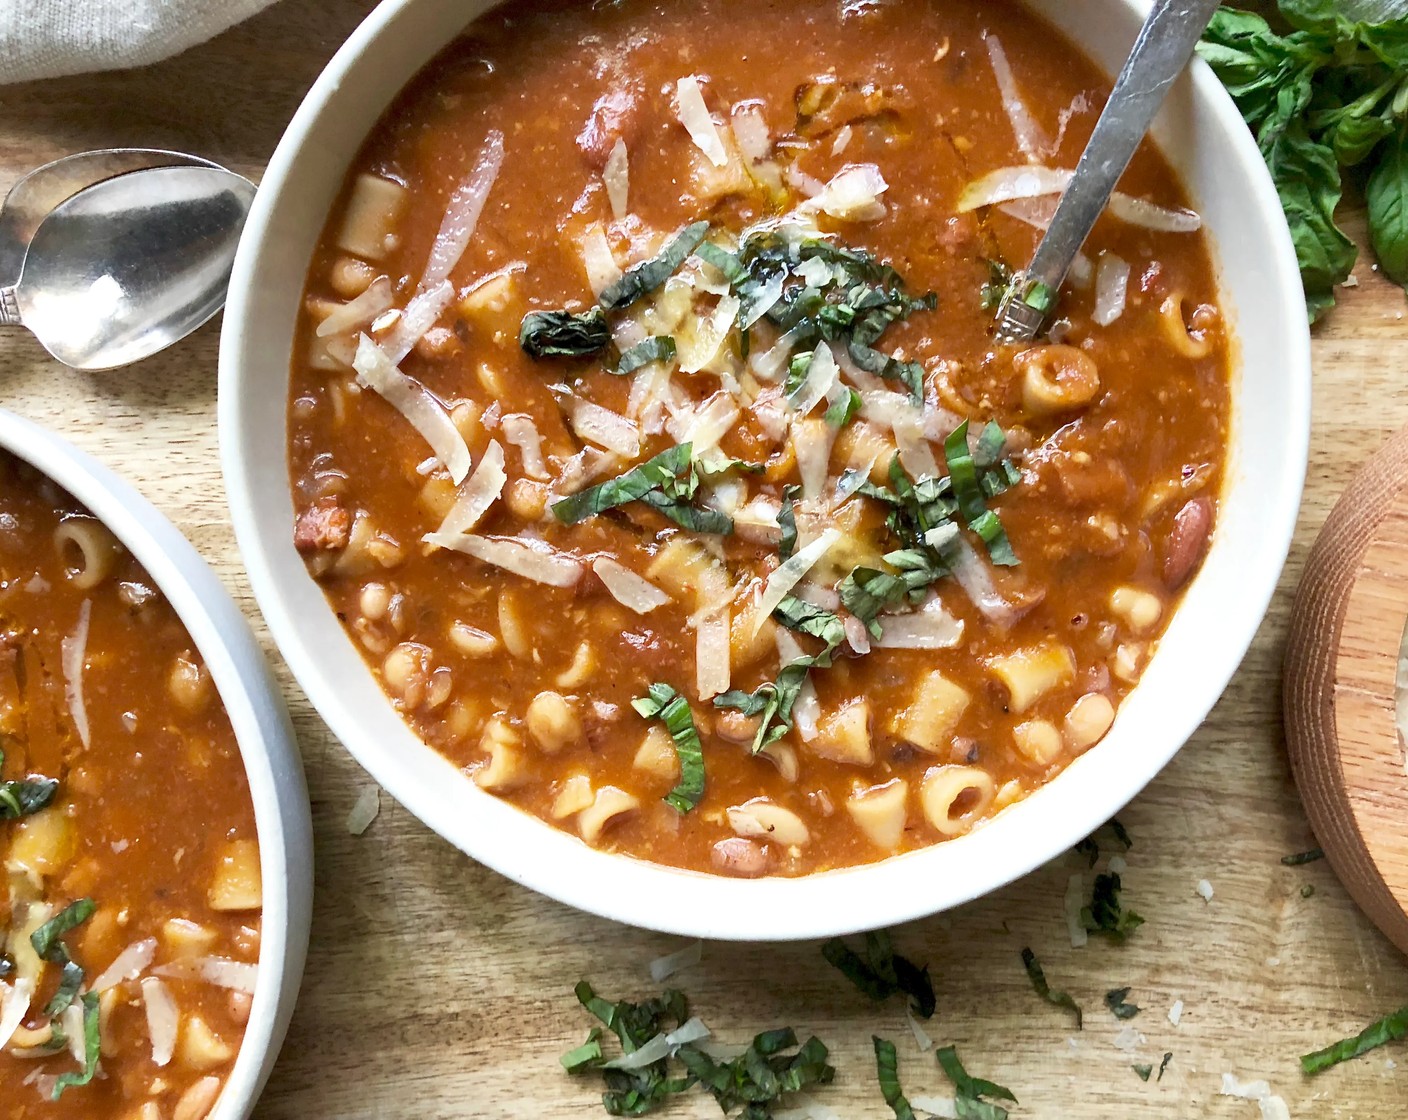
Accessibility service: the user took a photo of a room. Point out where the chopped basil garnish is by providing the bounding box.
[1301,1004,1408,1075]
[823,930,935,1019]
[51,992,100,1099]
[600,221,711,311]
[1104,987,1140,1021]
[1020,947,1082,1029]
[678,1028,834,1115]
[32,897,96,1017]
[778,485,800,561]
[615,336,677,376]
[944,421,1017,566]
[0,747,58,821]
[567,982,693,1113]
[1132,1062,1153,1082]
[520,307,611,359]
[551,443,733,535]
[1157,1052,1173,1081]
[935,1045,1017,1120]
[715,595,845,752]
[1301,883,1316,899]
[980,259,1013,311]
[1075,818,1133,867]
[1081,872,1144,941]
[874,1036,916,1120]
[631,683,706,814]
[824,386,862,427]
[1282,847,1324,866]
[694,241,748,287]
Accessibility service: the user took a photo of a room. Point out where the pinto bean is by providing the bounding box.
[710,837,770,878]
[1163,496,1212,590]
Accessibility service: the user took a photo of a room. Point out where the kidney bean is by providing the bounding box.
[1162,496,1212,589]
[710,837,770,878]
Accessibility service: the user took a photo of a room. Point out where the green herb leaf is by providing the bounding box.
[1080,872,1144,941]
[562,1028,605,1073]
[32,898,96,1018]
[51,991,100,1099]
[1282,847,1325,866]
[1368,123,1408,286]
[600,221,711,311]
[520,307,612,358]
[823,931,936,1019]
[824,386,863,427]
[1301,1004,1408,1075]
[1104,987,1140,1021]
[678,1027,834,1116]
[615,336,677,376]
[944,421,1018,567]
[1157,1052,1173,1081]
[695,241,748,287]
[935,1046,1017,1120]
[552,444,693,524]
[632,683,706,813]
[874,1037,916,1120]
[778,485,800,561]
[570,982,693,1115]
[1020,948,1083,1029]
[772,596,847,652]
[1132,1063,1153,1082]
[0,747,59,821]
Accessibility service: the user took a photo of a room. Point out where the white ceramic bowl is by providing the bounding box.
[0,409,313,1118]
[220,0,1310,941]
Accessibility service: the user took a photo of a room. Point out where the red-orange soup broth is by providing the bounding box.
[288,0,1229,878]
[0,455,260,1118]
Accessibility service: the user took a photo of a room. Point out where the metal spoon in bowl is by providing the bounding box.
[0,164,255,370]
[993,0,1222,344]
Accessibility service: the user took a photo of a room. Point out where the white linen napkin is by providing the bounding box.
[0,0,280,84]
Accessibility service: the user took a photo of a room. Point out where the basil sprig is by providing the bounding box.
[631,683,706,813]
[1302,1003,1408,1075]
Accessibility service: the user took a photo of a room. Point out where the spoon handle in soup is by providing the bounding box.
[0,285,19,328]
[994,0,1222,343]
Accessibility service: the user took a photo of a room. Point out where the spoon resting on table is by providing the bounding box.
[994,0,1222,343]
[0,163,255,371]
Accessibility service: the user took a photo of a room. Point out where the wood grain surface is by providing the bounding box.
[3,2,1408,1116]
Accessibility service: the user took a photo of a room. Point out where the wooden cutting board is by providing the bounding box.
[2,3,1408,1115]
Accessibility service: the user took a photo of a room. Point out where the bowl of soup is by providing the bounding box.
[221,0,1309,938]
[0,410,312,1118]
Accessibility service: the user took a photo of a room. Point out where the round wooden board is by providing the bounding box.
[1286,422,1408,955]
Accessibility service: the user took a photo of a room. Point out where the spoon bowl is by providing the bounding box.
[1,165,255,370]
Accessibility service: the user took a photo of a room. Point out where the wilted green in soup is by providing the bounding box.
[0,454,260,1119]
[288,0,1229,877]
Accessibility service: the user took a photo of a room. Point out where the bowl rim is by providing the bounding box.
[0,408,313,1118]
[219,0,1310,941]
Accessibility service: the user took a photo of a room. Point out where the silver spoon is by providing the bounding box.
[0,164,255,370]
[0,149,222,291]
[994,0,1222,343]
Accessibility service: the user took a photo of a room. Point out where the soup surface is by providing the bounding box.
[288,0,1230,877]
[0,455,260,1117]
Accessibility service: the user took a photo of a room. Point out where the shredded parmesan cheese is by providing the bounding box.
[61,600,91,748]
[604,138,630,220]
[593,558,671,614]
[675,76,728,167]
[428,439,507,541]
[754,528,840,632]
[347,786,381,836]
[501,413,550,480]
[417,129,505,296]
[141,977,178,1067]
[353,334,471,484]
[430,534,584,587]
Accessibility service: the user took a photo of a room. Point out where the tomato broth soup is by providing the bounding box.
[0,454,260,1118]
[288,0,1229,878]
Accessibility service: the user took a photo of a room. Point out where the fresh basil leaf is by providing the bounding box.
[935,1046,1017,1120]
[838,567,909,639]
[552,444,729,534]
[1302,1003,1408,1074]
[562,1028,605,1073]
[1282,847,1324,866]
[694,240,748,287]
[778,486,800,561]
[1157,1051,1173,1081]
[1020,948,1083,1029]
[0,746,60,821]
[847,340,923,402]
[1132,1063,1153,1082]
[772,596,847,652]
[520,307,611,359]
[874,1037,916,1120]
[50,991,100,1099]
[1080,872,1144,941]
[31,898,95,961]
[600,221,710,311]
[632,683,706,813]
[636,490,735,535]
[824,931,935,1019]
[824,386,862,427]
[944,421,1019,566]
[678,1027,834,1115]
[615,336,677,376]
[1105,987,1140,1021]
[1368,123,1408,285]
